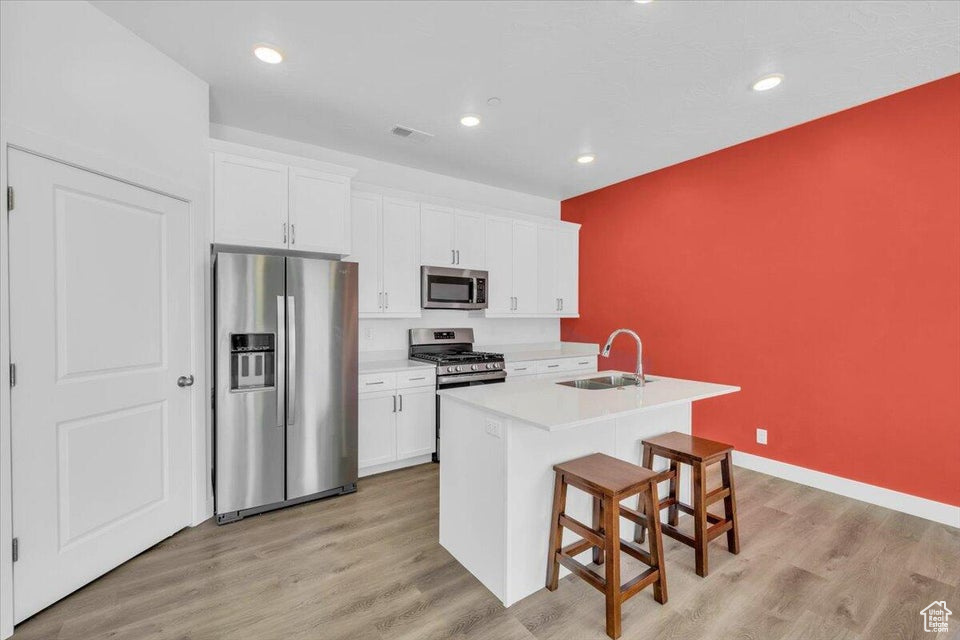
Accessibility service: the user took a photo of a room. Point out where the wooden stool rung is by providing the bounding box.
[619,567,660,601]
[617,504,652,527]
[704,486,731,506]
[676,502,724,524]
[557,554,605,593]
[562,538,594,557]
[559,513,605,548]
[660,522,695,547]
[619,538,653,566]
[706,519,734,541]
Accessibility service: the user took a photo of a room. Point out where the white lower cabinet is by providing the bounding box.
[358,373,436,475]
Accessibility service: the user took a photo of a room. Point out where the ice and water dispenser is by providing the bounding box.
[230,333,276,391]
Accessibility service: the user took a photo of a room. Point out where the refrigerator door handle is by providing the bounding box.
[276,295,286,428]
[287,295,297,426]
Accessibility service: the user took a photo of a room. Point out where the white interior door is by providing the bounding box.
[8,149,193,623]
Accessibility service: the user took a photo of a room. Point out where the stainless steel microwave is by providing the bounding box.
[421,266,488,310]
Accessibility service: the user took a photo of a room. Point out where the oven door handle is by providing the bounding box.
[437,370,507,385]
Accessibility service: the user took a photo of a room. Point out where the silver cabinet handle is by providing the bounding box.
[282,222,287,244]
[409,376,426,381]
[452,249,456,264]
[378,292,382,309]
[276,295,286,427]
[393,395,397,412]
[560,298,564,311]
[177,374,194,387]
[290,223,296,245]
[556,298,560,311]
[384,291,389,309]
[366,381,384,385]
[456,249,460,265]
[287,296,297,426]
[398,394,403,412]
[547,364,560,369]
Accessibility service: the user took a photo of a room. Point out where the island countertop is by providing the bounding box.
[439,370,740,431]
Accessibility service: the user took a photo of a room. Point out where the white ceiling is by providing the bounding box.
[93,1,959,200]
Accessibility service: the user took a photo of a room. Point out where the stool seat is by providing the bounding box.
[554,453,665,497]
[641,432,733,464]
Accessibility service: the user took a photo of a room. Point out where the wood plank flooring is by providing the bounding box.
[12,463,959,640]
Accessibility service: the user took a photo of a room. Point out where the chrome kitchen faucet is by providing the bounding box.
[601,329,644,387]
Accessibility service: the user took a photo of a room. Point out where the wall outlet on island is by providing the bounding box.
[756,428,768,445]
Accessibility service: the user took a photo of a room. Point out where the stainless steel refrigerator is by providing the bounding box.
[214,250,358,524]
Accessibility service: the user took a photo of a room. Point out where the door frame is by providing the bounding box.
[0,122,211,638]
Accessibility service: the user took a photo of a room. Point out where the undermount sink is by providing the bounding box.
[556,374,656,390]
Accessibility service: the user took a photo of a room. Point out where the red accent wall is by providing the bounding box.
[562,75,960,506]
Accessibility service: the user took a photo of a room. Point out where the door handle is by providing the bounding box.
[287,296,297,426]
[398,394,403,412]
[177,374,194,387]
[456,249,461,265]
[282,222,287,244]
[560,298,564,311]
[276,296,286,427]
[290,223,296,245]
[393,395,397,413]
[452,249,456,265]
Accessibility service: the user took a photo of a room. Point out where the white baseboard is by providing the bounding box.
[732,451,959,528]
[359,454,433,478]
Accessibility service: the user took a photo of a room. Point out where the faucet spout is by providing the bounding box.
[600,329,644,386]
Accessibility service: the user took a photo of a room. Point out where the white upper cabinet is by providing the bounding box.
[420,205,486,269]
[537,225,580,316]
[211,142,356,253]
[484,218,538,316]
[213,152,288,249]
[345,193,421,318]
[380,198,421,316]
[346,192,382,314]
[288,167,351,254]
[420,204,457,267]
[512,222,539,314]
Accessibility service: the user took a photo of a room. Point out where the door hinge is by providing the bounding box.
[6,186,13,212]
[12,538,18,563]
[9,363,15,388]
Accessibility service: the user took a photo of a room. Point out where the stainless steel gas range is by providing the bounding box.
[409,328,505,461]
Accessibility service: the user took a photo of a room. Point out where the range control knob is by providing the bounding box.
[471,364,479,371]
[494,362,502,369]
[455,366,462,372]
[486,363,495,370]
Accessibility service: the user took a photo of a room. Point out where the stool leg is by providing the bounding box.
[602,494,622,639]
[692,462,709,577]
[634,444,655,544]
[646,481,668,605]
[546,472,567,591]
[667,460,680,527]
[720,452,740,555]
[592,495,604,565]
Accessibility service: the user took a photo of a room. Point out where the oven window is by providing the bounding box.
[428,276,473,302]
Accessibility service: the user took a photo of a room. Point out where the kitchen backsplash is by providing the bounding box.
[359,311,559,352]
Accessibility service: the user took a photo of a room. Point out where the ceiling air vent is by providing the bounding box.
[391,124,434,143]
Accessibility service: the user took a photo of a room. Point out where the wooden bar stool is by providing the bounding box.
[546,453,670,639]
[635,432,740,577]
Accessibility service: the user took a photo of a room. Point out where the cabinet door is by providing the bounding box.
[455,210,486,269]
[345,193,382,314]
[484,217,514,313]
[213,152,288,249]
[396,387,436,459]
[420,204,456,267]
[381,198,421,315]
[557,228,579,315]
[512,222,539,314]
[288,167,351,254]
[358,391,397,468]
[537,226,559,313]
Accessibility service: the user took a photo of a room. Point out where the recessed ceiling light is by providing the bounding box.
[253,45,283,64]
[752,74,783,92]
[460,114,481,127]
[576,154,596,164]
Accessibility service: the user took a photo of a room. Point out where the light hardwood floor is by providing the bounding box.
[12,463,959,640]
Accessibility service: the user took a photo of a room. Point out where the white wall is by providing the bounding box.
[210,123,559,220]
[0,3,210,637]
[0,1,209,192]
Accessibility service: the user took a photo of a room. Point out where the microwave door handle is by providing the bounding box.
[276,296,285,428]
[287,295,297,426]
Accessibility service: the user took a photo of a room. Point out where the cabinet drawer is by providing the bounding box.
[358,371,397,391]
[396,369,436,389]
[536,359,570,375]
[505,361,537,378]
[570,357,597,371]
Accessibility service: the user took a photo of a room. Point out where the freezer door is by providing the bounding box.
[285,258,359,499]
[215,252,286,514]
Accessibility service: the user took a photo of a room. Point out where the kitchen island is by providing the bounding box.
[438,371,739,607]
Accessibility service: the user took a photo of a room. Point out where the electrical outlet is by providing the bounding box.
[485,419,502,439]
[756,428,768,445]
[362,327,373,341]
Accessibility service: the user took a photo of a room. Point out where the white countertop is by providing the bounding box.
[358,358,434,375]
[476,341,599,362]
[439,370,739,431]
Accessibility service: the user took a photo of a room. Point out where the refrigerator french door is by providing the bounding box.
[214,251,358,524]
